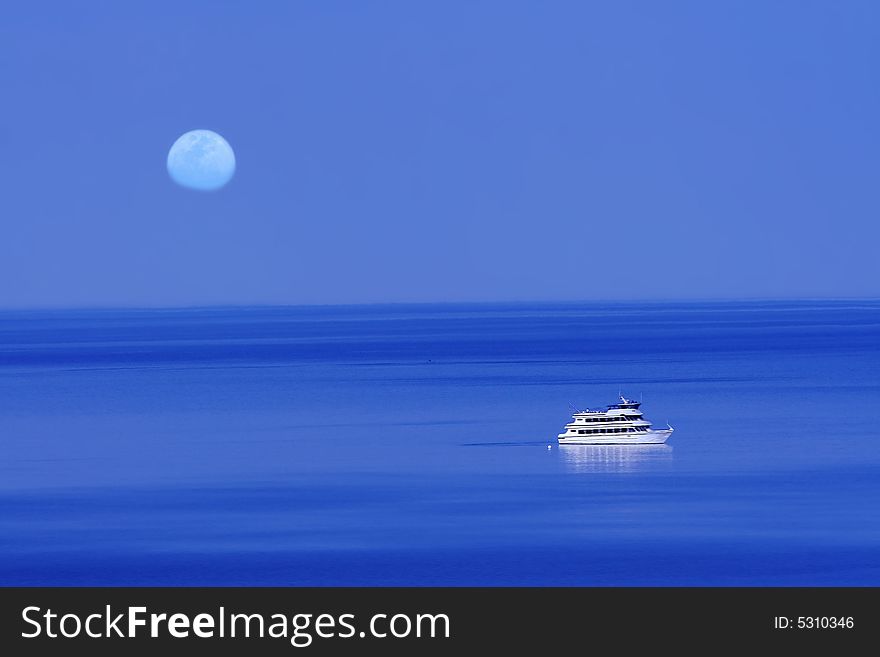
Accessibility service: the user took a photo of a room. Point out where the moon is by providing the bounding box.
[167,129,236,191]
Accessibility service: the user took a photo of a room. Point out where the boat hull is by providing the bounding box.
[557,428,673,445]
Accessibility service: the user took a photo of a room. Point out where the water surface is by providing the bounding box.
[1,301,878,585]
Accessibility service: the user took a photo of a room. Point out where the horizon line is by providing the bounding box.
[0,295,878,313]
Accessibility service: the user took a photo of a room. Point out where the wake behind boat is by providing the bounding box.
[556,395,673,445]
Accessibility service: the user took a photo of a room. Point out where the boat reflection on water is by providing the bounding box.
[558,444,673,474]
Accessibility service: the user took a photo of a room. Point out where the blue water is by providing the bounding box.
[1,300,878,585]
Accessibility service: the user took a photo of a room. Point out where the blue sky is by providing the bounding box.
[1,1,877,307]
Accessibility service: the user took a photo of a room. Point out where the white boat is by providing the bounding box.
[556,395,673,445]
